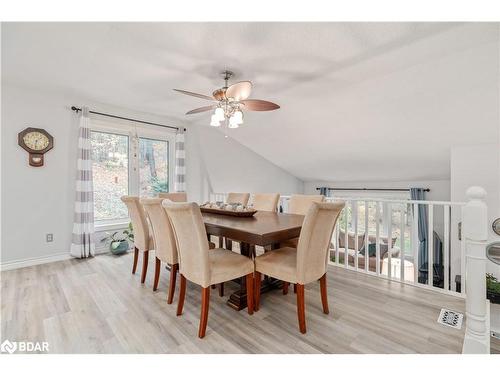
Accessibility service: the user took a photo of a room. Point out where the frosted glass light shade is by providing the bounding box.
[210,114,221,127]
[228,115,239,128]
[233,110,243,124]
[215,107,225,121]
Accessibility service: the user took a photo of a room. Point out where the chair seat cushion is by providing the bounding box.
[209,248,254,285]
[254,247,297,283]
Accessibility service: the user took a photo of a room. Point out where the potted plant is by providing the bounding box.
[101,222,134,255]
[487,273,500,304]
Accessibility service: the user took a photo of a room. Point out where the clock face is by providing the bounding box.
[23,131,50,151]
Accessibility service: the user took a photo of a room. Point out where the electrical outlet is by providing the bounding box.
[46,233,54,242]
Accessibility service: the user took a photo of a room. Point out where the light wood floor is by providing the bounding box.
[1,251,469,354]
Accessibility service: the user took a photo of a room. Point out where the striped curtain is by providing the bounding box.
[70,106,95,258]
[174,128,186,192]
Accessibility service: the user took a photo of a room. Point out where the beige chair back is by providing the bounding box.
[158,192,187,202]
[226,192,250,206]
[288,194,325,215]
[141,198,178,265]
[121,196,150,252]
[163,202,211,287]
[296,202,345,284]
[252,193,280,212]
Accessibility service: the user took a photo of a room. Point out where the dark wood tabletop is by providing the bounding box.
[202,210,304,247]
[201,210,305,311]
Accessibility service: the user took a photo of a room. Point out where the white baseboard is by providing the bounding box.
[1,252,73,271]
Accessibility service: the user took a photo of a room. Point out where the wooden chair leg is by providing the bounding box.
[218,283,224,297]
[132,247,139,274]
[177,274,186,316]
[141,251,149,284]
[198,287,210,338]
[319,273,329,314]
[283,281,289,295]
[246,273,254,314]
[225,238,233,250]
[293,284,297,294]
[153,257,161,291]
[254,271,261,311]
[296,284,306,334]
[167,263,178,304]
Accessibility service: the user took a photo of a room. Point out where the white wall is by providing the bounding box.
[0,83,302,267]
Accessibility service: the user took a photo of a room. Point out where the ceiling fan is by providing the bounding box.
[174,70,280,129]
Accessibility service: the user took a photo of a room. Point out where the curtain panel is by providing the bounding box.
[70,106,95,258]
[174,128,186,192]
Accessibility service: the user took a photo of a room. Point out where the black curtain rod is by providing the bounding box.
[316,187,431,192]
[71,106,186,132]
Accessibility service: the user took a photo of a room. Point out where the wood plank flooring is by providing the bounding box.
[1,251,469,353]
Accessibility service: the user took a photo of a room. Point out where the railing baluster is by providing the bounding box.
[364,200,369,272]
[428,205,434,287]
[344,202,349,268]
[460,206,466,295]
[412,203,419,284]
[386,203,392,279]
[354,201,359,269]
[444,205,450,291]
[399,205,405,281]
[375,202,381,276]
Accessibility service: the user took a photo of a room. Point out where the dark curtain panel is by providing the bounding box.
[319,187,329,196]
[410,188,428,283]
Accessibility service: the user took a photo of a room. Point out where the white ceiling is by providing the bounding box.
[2,22,498,181]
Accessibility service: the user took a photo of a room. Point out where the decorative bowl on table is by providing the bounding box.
[200,202,257,217]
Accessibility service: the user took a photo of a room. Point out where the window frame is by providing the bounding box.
[90,118,176,230]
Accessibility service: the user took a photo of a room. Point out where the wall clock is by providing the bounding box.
[18,127,54,167]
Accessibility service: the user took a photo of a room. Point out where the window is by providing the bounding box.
[139,137,169,197]
[91,131,129,222]
[90,120,175,226]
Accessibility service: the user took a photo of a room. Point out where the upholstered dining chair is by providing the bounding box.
[254,201,345,334]
[163,201,255,339]
[140,198,179,303]
[226,192,250,206]
[251,193,280,212]
[142,197,219,298]
[281,194,325,251]
[222,192,251,251]
[158,192,187,202]
[121,196,154,284]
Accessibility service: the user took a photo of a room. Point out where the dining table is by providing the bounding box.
[202,210,304,311]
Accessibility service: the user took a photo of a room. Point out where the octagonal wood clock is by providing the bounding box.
[18,127,54,167]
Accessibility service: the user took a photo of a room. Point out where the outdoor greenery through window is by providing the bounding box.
[139,137,169,197]
[91,131,129,221]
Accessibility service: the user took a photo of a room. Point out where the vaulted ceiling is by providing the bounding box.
[2,22,498,181]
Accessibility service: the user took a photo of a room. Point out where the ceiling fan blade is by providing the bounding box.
[185,105,216,115]
[174,89,215,101]
[225,81,252,101]
[240,99,280,111]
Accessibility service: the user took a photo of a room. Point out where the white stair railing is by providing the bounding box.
[462,186,490,354]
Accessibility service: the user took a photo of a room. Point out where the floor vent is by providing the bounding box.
[437,309,463,329]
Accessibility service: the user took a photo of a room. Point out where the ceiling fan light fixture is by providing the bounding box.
[210,114,221,127]
[233,110,243,124]
[214,107,225,121]
[228,115,239,129]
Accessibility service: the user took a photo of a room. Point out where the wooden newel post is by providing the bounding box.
[462,186,490,354]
